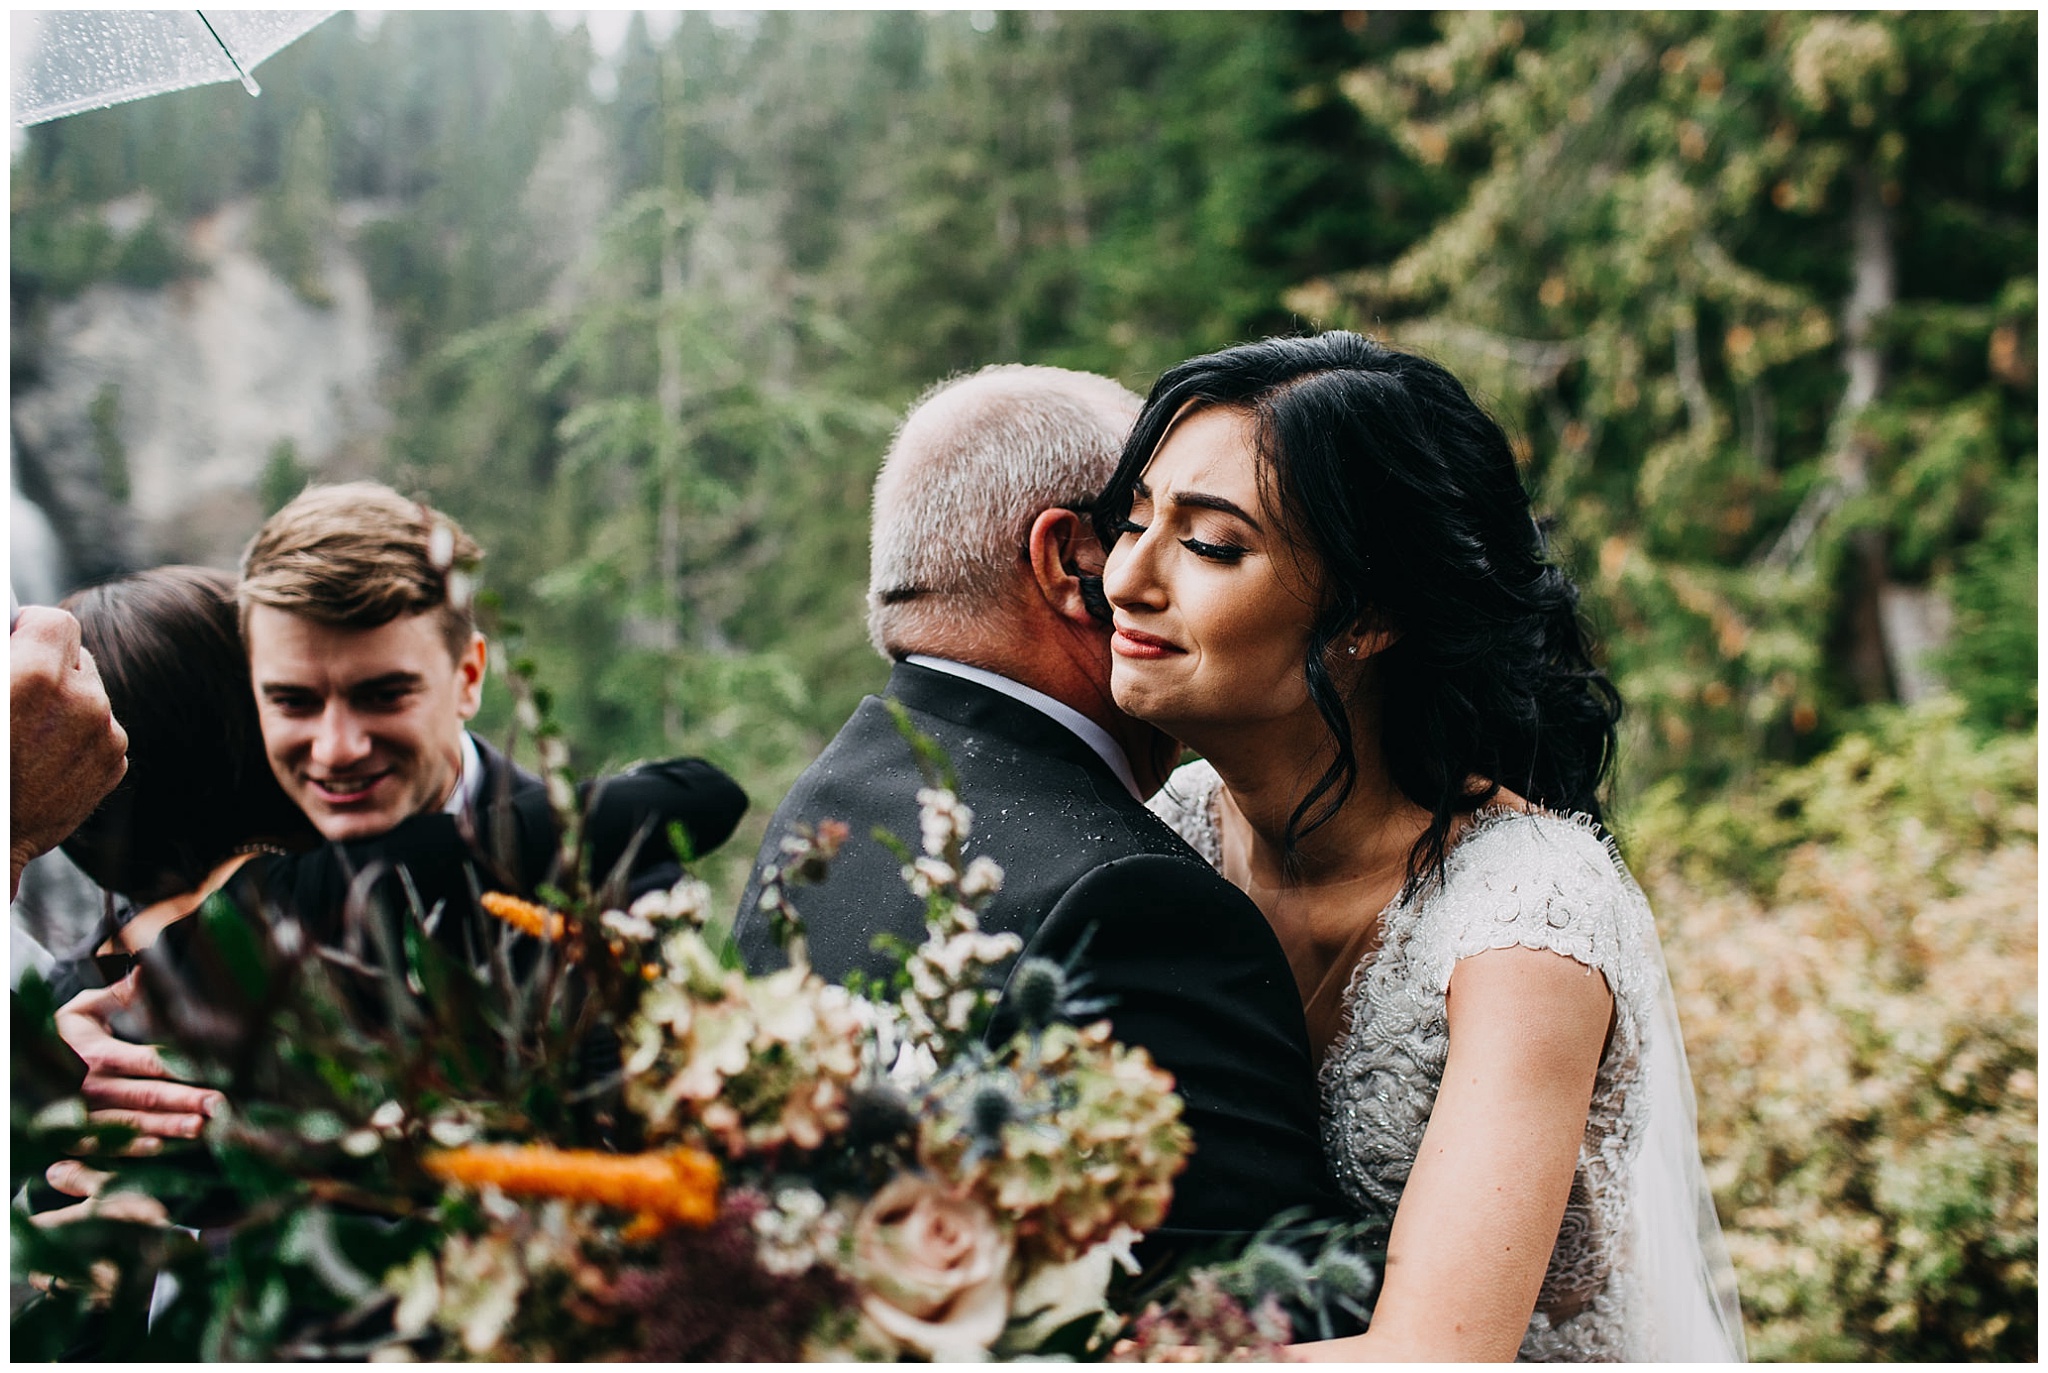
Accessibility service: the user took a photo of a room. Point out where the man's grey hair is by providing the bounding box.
[867,364,1141,659]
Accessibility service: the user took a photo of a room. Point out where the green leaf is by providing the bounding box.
[197,889,274,1003]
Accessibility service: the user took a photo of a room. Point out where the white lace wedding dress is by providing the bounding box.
[1151,760,1745,1362]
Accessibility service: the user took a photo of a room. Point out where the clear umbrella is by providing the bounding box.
[11,10,336,128]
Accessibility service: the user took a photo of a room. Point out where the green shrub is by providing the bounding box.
[1938,459,2038,734]
[1628,699,2037,1360]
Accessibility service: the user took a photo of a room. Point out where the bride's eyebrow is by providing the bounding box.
[1167,490,1263,532]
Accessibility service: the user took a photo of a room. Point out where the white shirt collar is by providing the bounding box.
[903,654,1142,800]
[441,731,484,815]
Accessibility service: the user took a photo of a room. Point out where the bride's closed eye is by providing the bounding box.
[1113,513,1246,563]
[1180,533,1247,563]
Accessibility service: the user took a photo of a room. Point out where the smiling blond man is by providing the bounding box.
[238,482,490,842]
[49,484,525,1149]
[49,480,747,1154]
[43,481,750,1290]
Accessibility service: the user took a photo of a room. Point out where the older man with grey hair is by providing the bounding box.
[734,362,1349,1261]
[855,364,1176,790]
[866,367,1144,646]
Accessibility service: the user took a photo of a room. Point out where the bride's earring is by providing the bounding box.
[1345,644,1358,657]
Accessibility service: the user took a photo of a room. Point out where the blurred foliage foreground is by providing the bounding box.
[1632,696,2036,1360]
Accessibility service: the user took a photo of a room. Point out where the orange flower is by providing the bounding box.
[480,892,575,941]
[424,1144,720,1236]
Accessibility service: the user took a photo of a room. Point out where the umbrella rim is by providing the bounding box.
[11,9,338,129]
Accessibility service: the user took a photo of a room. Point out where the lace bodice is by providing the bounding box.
[1150,759,1663,1361]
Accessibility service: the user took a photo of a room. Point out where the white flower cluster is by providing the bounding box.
[338,1098,411,1158]
[753,818,851,936]
[902,854,1007,901]
[535,733,575,815]
[917,787,974,857]
[385,1200,599,1357]
[594,877,714,957]
[425,1106,484,1150]
[600,907,658,943]
[914,924,1020,985]
[879,786,1020,1043]
[891,889,1022,1043]
[750,1186,854,1277]
[628,875,714,929]
[901,856,955,897]
[959,854,1004,900]
[904,927,1025,1035]
[427,521,457,572]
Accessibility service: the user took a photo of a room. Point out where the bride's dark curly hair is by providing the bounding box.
[1095,331,1621,881]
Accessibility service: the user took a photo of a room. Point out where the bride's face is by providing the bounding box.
[1101,405,1324,741]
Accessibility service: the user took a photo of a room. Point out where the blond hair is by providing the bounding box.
[867,364,1140,659]
[238,481,482,659]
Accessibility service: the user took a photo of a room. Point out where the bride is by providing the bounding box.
[1096,332,1745,1361]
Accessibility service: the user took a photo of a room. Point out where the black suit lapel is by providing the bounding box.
[462,734,548,892]
[469,735,542,806]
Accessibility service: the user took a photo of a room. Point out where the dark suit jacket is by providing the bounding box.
[223,736,749,958]
[734,661,1349,1251]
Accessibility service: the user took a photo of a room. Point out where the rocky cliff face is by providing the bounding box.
[11,196,393,592]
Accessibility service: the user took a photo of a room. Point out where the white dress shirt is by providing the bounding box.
[903,654,1142,800]
[442,730,485,815]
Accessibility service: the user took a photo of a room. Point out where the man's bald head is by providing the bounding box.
[867,364,1141,660]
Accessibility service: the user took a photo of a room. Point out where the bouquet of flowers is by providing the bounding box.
[13,692,1368,1361]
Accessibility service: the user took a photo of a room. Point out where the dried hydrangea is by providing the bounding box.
[922,1020,1190,1264]
[623,952,868,1157]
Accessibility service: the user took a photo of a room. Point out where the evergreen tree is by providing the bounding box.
[1296,12,2036,797]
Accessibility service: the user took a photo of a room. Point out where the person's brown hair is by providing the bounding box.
[60,566,318,904]
[237,481,482,660]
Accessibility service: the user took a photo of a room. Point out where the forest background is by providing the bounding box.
[8,10,2035,1360]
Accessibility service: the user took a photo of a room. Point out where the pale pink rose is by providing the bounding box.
[853,1175,1014,1358]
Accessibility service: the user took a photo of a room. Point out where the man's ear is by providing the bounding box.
[454,631,487,720]
[1026,507,1109,629]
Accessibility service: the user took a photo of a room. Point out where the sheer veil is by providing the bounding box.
[1628,937,1748,1361]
